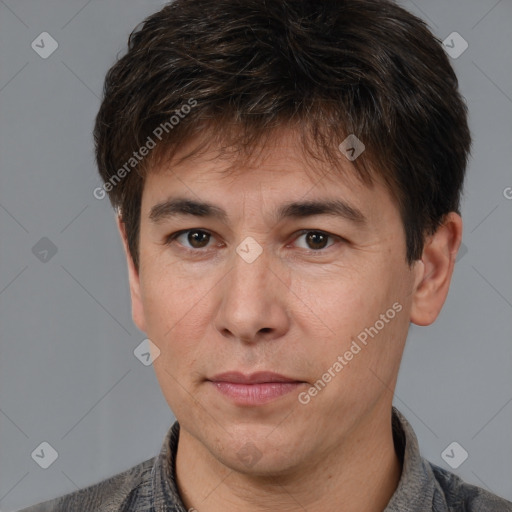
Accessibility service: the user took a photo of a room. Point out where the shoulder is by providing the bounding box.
[428,461,512,512]
[17,457,156,512]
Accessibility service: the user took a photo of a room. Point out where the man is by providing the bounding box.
[20,0,512,510]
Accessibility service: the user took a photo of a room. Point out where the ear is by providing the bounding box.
[116,214,147,333]
[410,212,463,326]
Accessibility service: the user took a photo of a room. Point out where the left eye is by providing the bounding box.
[165,229,339,252]
[292,230,338,251]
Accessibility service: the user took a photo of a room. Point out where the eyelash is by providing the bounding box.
[163,228,343,255]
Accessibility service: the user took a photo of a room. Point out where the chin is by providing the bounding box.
[225,450,302,478]
[210,429,303,477]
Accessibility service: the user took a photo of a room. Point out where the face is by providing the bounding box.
[121,128,427,475]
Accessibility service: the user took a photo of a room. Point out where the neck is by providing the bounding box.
[175,402,402,512]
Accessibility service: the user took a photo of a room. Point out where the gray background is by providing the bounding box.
[0,0,511,510]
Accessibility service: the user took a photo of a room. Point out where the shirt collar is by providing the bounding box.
[384,406,437,511]
[150,406,437,511]
[150,417,184,512]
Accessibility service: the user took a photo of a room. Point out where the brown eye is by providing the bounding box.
[165,229,215,250]
[305,232,329,250]
[186,230,211,248]
[294,230,337,251]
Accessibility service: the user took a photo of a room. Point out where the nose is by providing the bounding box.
[213,242,290,344]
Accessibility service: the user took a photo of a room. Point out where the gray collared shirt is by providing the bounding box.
[18,407,512,511]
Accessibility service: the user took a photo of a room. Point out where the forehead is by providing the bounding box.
[140,127,394,228]
[148,124,375,182]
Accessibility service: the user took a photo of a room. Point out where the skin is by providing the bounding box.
[117,127,463,512]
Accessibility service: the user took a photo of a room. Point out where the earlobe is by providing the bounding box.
[115,214,147,333]
[410,212,463,326]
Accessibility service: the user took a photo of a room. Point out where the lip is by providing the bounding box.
[209,371,300,384]
[207,371,306,406]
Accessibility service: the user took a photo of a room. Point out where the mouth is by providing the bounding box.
[207,371,307,406]
[209,371,302,384]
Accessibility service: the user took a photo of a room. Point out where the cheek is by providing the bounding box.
[141,273,212,415]
[314,268,407,366]
[310,269,383,333]
[139,267,211,363]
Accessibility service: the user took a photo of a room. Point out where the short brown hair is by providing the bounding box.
[93,0,471,272]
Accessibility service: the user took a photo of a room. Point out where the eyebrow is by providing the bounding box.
[149,196,367,226]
